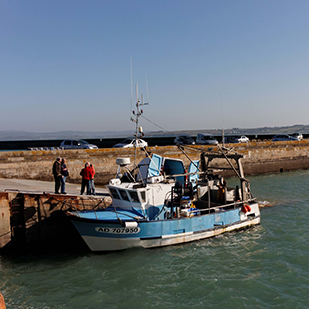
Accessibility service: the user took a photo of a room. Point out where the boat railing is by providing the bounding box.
[165,171,205,179]
[66,196,110,218]
[191,198,257,215]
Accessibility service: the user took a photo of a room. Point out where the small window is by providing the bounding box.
[110,188,120,199]
[73,140,79,146]
[128,191,140,203]
[64,140,71,145]
[140,191,146,203]
[118,189,130,201]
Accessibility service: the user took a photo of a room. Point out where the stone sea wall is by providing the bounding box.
[0,140,309,185]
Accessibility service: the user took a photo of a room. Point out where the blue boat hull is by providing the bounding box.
[70,203,260,251]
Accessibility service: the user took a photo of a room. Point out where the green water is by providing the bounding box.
[1,170,309,308]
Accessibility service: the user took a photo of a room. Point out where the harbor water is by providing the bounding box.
[1,170,309,308]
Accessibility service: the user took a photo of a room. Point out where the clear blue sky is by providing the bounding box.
[1,0,309,133]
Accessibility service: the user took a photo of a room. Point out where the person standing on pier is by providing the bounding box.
[61,158,69,194]
[80,162,92,195]
[52,157,62,194]
[90,163,96,195]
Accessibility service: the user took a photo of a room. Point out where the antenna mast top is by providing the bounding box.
[129,59,149,164]
[131,83,149,137]
[130,82,149,165]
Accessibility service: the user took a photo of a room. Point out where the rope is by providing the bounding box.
[141,115,170,133]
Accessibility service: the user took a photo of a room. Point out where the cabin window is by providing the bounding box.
[109,188,120,199]
[128,191,140,203]
[140,191,146,203]
[118,189,130,201]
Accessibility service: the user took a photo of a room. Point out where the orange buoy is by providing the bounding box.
[241,204,251,213]
[0,292,6,309]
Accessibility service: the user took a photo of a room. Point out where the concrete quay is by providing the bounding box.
[0,178,108,196]
[1,141,309,186]
[0,178,110,253]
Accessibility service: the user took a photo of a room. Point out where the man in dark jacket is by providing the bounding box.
[52,157,62,194]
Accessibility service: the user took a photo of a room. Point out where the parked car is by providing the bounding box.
[60,139,98,149]
[196,133,218,145]
[224,136,240,143]
[272,134,298,141]
[290,133,303,140]
[113,138,148,148]
[238,135,250,143]
[174,135,195,145]
[224,136,249,143]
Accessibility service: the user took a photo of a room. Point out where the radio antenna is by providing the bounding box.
[145,72,149,103]
[130,57,133,116]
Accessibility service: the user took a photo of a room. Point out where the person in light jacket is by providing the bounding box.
[61,158,69,194]
[89,163,96,195]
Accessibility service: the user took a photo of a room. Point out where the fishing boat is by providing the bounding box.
[68,89,260,252]
[68,144,260,251]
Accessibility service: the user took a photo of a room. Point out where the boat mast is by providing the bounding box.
[130,83,148,165]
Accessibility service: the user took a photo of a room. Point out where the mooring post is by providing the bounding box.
[36,195,42,243]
